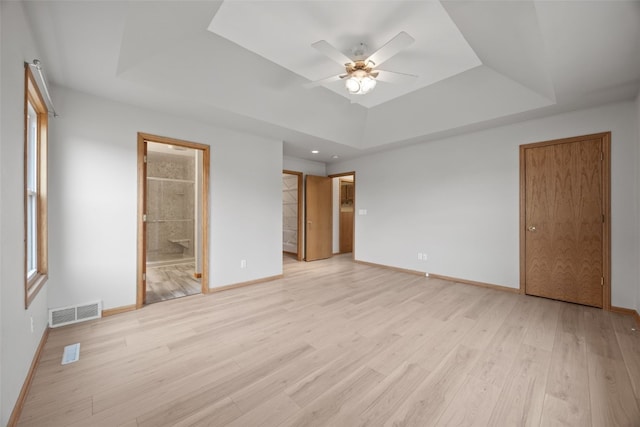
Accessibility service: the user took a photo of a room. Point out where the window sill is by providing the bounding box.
[26,273,47,309]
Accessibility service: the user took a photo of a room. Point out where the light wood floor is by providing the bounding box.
[146,262,201,304]
[18,255,640,426]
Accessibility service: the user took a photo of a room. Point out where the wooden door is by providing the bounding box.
[339,211,353,253]
[305,175,332,261]
[521,133,610,308]
[339,180,354,253]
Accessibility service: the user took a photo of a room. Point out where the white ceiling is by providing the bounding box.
[22,1,640,164]
[208,1,481,107]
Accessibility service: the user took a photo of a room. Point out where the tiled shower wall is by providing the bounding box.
[283,174,298,253]
[147,151,195,260]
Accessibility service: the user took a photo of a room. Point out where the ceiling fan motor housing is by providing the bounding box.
[345,60,375,75]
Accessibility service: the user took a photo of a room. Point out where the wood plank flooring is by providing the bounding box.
[146,262,201,304]
[18,255,640,426]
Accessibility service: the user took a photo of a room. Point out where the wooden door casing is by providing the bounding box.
[339,211,353,253]
[305,175,333,261]
[520,133,610,308]
[137,132,211,308]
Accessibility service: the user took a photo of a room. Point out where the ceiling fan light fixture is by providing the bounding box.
[361,76,377,93]
[309,32,416,97]
[345,69,377,95]
[345,77,361,94]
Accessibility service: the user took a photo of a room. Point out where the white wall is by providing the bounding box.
[283,156,326,177]
[282,156,326,260]
[636,91,640,315]
[48,87,283,310]
[328,101,640,310]
[0,2,50,424]
[0,1,4,422]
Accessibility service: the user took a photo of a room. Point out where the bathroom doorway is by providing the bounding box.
[137,133,210,307]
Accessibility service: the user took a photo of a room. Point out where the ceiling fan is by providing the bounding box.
[305,31,417,95]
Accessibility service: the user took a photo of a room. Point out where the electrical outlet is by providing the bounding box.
[423,253,428,261]
[417,252,422,260]
[240,259,247,268]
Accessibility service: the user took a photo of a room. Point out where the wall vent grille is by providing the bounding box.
[49,301,102,327]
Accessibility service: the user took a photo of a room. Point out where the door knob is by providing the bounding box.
[527,226,536,232]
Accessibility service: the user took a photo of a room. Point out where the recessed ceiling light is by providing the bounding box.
[311,150,319,154]
[332,155,339,159]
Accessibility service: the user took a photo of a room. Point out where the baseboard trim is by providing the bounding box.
[354,260,425,276]
[428,273,521,294]
[102,304,137,317]
[208,274,284,294]
[611,305,640,327]
[354,260,520,294]
[8,327,50,426]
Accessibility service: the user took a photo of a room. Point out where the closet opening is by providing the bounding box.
[283,170,303,261]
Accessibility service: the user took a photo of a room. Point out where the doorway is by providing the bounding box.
[137,133,210,307]
[282,170,303,261]
[303,172,356,262]
[520,132,610,309]
[333,175,354,254]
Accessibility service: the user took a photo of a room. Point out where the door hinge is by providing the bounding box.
[143,214,147,222]
[602,214,605,223]
[601,277,604,286]
[142,273,146,281]
[144,155,147,163]
[601,152,603,161]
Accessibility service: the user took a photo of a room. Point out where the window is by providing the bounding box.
[24,66,48,308]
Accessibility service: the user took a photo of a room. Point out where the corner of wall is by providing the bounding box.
[636,90,640,316]
[0,0,4,419]
[1,2,52,424]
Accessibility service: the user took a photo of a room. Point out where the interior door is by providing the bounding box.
[305,175,332,261]
[137,140,148,307]
[339,180,354,253]
[523,135,605,307]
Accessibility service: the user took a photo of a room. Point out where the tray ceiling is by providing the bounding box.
[208,1,482,108]
[21,1,640,162]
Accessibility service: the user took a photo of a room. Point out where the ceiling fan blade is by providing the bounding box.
[303,74,344,89]
[311,40,353,66]
[374,69,418,84]
[365,31,414,67]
